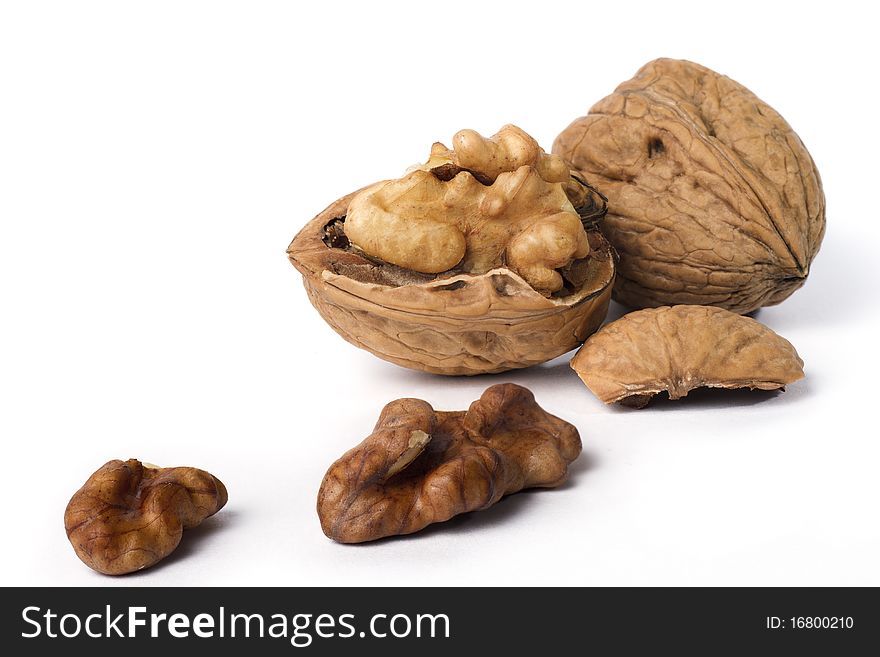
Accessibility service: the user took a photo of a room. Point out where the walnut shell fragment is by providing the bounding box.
[571,305,804,408]
[64,459,228,575]
[287,127,615,376]
[317,383,581,543]
[554,58,825,314]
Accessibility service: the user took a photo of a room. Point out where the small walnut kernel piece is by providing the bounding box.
[554,58,825,314]
[64,459,228,575]
[570,305,804,407]
[344,125,589,296]
[317,384,581,543]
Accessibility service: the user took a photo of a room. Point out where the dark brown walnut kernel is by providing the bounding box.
[64,459,228,575]
[554,58,825,314]
[571,305,805,407]
[317,383,581,543]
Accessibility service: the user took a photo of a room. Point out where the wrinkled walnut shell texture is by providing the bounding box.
[288,191,614,375]
[64,459,228,575]
[554,58,825,314]
[571,305,804,407]
[318,383,581,543]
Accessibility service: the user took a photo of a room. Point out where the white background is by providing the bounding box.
[2,0,878,587]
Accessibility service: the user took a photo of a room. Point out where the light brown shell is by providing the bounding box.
[553,58,825,314]
[317,383,581,543]
[287,189,614,375]
[570,305,804,407]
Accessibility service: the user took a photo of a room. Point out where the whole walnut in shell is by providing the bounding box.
[288,125,615,375]
[554,58,825,314]
[318,383,581,543]
[64,459,228,575]
[571,305,804,408]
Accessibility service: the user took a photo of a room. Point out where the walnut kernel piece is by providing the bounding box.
[317,383,581,543]
[64,459,228,575]
[344,125,589,296]
[554,58,825,314]
[570,305,804,407]
[426,124,570,184]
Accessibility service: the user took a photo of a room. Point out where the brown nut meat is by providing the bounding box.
[345,125,585,295]
[554,58,825,314]
[571,305,804,408]
[288,127,615,376]
[317,383,581,543]
[64,459,228,575]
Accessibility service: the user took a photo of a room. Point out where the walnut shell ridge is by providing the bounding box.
[64,459,228,575]
[317,383,581,543]
[554,58,825,314]
[287,189,614,375]
[570,305,804,407]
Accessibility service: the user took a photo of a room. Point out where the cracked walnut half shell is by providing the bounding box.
[288,125,615,375]
[571,305,805,407]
